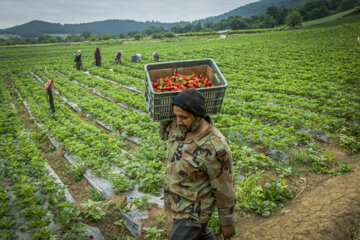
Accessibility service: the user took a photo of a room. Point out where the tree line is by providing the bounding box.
[170,0,359,32]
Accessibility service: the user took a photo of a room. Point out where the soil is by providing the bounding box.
[233,140,360,240]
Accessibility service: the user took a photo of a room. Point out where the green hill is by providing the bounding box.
[0,0,309,37]
[198,0,308,23]
[0,19,186,37]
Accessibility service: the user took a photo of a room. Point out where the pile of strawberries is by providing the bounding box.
[152,73,213,92]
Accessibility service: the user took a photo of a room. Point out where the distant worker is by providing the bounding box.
[152,51,159,62]
[115,50,123,64]
[131,53,141,63]
[94,47,101,66]
[74,50,82,70]
[44,66,55,114]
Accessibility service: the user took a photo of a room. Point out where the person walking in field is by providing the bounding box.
[44,66,55,114]
[74,50,82,70]
[94,47,101,66]
[160,89,236,240]
[115,50,123,64]
[153,51,159,62]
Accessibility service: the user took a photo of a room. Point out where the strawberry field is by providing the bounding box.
[1,21,360,239]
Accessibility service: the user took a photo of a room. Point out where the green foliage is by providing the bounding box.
[286,10,303,27]
[263,181,294,207]
[207,211,220,236]
[340,126,360,154]
[81,199,107,221]
[163,32,176,38]
[152,33,163,39]
[347,219,360,240]
[156,211,165,225]
[340,134,360,154]
[290,148,352,176]
[143,25,166,36]
[312,150,352,176]
[126,196,150,211]
[134,33,144,40]
[110,174,135,192]
[98,34,113,40]
[89,188,103,201]
[143,226,165,240]
[236,174,294,217]
[71,162,86,182]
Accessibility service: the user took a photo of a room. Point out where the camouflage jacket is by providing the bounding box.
[160,119,236,226]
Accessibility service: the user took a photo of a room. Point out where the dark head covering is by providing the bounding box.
[172,89,206,118]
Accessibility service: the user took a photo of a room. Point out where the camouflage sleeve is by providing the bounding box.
[206,136,236,226]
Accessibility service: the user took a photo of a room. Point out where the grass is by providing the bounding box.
[347,219,360,240]
[302,8,360,28]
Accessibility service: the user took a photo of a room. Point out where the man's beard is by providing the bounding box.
[181,118,200,134]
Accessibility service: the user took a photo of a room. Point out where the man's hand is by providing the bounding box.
[220,224,235,239]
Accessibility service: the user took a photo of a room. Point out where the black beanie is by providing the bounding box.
[172,89,206,118]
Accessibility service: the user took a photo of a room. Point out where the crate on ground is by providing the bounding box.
[144,58,227,122]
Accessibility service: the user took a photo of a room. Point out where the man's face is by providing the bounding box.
[173,105,200,133]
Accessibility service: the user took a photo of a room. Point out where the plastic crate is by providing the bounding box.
[144,58,227,122]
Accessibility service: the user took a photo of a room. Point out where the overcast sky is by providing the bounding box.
[0,0,258,29]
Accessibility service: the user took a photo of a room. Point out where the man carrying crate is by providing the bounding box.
[160,89,236,240]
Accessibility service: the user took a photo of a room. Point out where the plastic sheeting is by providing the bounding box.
[121,210,148,236]
[44,162,75,202]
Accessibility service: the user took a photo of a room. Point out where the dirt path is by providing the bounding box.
[235,158,360,240]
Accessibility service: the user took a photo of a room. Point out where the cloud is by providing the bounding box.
[0,0,257,29]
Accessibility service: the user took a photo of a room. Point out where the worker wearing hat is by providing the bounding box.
[115,50,123,64]
[160,89,236,240]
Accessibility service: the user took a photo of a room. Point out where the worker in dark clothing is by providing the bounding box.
[94,48,101,66]
[44,66,55,114]
[74,50,82,70]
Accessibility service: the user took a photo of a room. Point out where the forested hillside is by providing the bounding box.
[198,0,308,23]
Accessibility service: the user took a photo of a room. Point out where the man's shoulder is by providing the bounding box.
[208,127,230,155]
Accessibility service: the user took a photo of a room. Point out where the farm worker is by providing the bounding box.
[44,66,55,114]
[152,51,159,62]
[74,50,82,70]
[94,47,101,66]
[159,89,236,240]
[131,53,141,63]
[115,50,123,64]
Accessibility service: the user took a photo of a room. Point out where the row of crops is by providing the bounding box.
[1,21,359,237]
[0,74,90,239]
